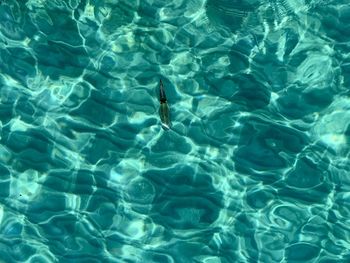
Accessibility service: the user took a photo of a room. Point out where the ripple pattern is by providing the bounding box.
[0,0,350,262]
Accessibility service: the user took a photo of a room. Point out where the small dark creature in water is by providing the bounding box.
[158,79,171,130]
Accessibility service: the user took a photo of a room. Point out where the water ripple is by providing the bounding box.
[0,0,349,262]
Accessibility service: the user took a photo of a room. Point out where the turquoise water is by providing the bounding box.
[1,0,350,262]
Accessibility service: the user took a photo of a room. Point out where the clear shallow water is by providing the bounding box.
[0,0,350,262]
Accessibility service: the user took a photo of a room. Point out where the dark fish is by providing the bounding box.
[159,79,171,130]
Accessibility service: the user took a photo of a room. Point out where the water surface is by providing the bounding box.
[0,0,350,262]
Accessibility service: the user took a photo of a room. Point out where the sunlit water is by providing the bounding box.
[0,0,350,262]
